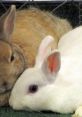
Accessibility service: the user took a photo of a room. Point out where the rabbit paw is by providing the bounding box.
[0,92,10,106]
[72,106,82,117]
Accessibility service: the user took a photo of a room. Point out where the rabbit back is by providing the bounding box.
[58,26,82,56]
[12,8,72,67]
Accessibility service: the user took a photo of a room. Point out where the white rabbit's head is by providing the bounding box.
[9,36,61,111]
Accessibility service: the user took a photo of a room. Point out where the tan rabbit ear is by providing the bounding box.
[35,35,55,68]
[42,51,61,78]
[0,5,16,42]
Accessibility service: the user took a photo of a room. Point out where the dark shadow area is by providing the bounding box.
[0,1,80,27]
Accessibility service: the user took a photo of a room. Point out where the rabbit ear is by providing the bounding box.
[0,5,16,42]
[35,35,55,68]
[42,51,61,77]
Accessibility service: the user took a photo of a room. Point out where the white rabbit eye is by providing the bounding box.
[29,85,38,93]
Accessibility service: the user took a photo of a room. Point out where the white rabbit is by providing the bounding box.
[9,26,82,117]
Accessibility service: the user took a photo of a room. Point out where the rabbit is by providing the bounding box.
[9,26,82,117]
[12,6,72,67]
[0,5,26,106]
[0,5,72,106]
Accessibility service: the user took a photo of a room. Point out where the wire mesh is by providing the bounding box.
[0,0,81,27]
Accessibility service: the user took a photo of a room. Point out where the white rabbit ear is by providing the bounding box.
[42,51,61,76]
[0,5,16,41]
[35,35,55,68]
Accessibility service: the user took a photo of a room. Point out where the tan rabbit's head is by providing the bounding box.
[0,5,26,95]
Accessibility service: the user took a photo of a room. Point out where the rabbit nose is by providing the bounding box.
[0,82,11,94]
[0,82,8,94]
[2,82,11,91]
[3,82,7,87]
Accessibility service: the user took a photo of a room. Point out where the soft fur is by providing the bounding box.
[0,5,72,106]
[13,7,72,67]
[10,26,82,117]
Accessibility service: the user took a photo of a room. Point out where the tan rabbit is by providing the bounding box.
[13,7,72,67]
[0,5,72,106]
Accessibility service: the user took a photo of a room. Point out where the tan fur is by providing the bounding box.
[0,41,25,106]
[0,6,72,106]
[12,8,72,67]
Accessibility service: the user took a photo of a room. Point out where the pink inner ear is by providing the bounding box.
[48,54,59,73]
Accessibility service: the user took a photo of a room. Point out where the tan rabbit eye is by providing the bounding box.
[29,85,38,93]
[10,54,15,62]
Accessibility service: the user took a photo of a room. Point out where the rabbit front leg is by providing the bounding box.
[72,106,82,117]
[0,92,10,106]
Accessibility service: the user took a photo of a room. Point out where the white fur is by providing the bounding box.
[35,35,54,68]
[9,26,82,115]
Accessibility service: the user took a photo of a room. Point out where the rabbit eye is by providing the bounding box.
[29,85,38,93]
[10,54,15,62]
